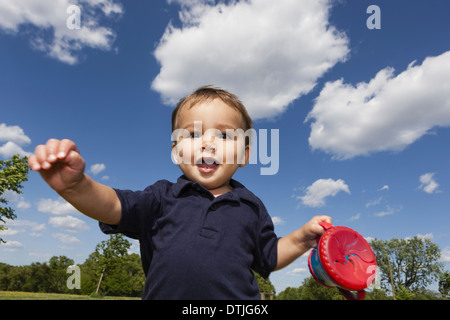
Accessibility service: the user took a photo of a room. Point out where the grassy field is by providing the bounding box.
[0,291,140,300]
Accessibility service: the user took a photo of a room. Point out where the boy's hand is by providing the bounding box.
[275,215,332,270]
[298,215,333,250]
[28,139,121,225]
[28,139,86,194]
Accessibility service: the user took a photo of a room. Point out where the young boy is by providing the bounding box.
[28,86,331,300]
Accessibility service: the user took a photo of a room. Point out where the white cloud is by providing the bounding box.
[28,252,52,261]
[2,190,31,210]
[366,197,382,208]
[52,232,81,244]
[152,0,349,120]
[90,163,106,175]
[348,213,361,222]
[17,200,31,210]
[37,198,80,215]
[441,247,450,263]
[286,267,308,276]
[128,239,140,255]
[0,141,31,158]
[306,51,450,159]
[1,240,24,252]
[404,233,434,241]
[0,218,46,237]
[416,233,433,240]
[272,216,285,226]
[374,205,396,217]
[0,227,19,237]
[418,172,440,194]
[0,0,123,64]
[0,123,31,145]
[298,178,350,208]
[167,0,213,6]
[378,185,389,191]
[49,215,89,233]
[19,220,47,233]
[0,123,32,158]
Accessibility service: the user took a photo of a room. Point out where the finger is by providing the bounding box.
[56,139,79,161]
[34,144,51,170]
[310,215,332,235]
[64,149,85,172]
[45,139,61,163]
[28,154,41,171]
[315,215,332,225]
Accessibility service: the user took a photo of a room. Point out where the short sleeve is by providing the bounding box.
[99,184,162,240]
[252,205,279,279]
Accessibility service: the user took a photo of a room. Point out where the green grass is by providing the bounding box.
[0,291,140,300]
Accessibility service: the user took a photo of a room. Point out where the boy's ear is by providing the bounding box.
[171,142,180,165]
[239,145,251,168]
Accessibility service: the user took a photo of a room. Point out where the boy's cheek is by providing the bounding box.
[175,147,191,164]
[230,141,248,164]
[173,142,194,164]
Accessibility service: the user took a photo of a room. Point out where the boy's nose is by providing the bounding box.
[201,135,216,152]
[202,145,215,153]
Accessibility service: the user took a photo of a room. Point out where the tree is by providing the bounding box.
[371,237,443,293]
[276,277,344,300]
[22,262,52,292]
[0,154,29,243]
[48,255,75,293]
[0,263,29,291]
[439,270,450,298]
[298,277,345,300]
[92,234,132,294]
[79,251,145,297]
[102,253,145,297]
[275,286,302,300]
[254,271,275,297]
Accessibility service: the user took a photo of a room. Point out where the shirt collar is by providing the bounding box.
[172,175,257,204]
[172,175,195,197]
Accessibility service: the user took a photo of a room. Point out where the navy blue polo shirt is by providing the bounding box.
[99,175,278,300]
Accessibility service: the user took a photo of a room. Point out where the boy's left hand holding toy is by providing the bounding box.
[275,215,332,270]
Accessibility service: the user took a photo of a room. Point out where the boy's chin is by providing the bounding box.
[181,169,226,188]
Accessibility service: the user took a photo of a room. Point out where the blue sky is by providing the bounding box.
[1,0,449,294]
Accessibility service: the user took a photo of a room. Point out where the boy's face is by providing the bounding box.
[172,98,250,196]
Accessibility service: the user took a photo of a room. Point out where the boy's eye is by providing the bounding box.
[220,132,234,140]
[189,132,201,139]
[214,132,234,140]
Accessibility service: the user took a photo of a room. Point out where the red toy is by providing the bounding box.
[308,222,377,300]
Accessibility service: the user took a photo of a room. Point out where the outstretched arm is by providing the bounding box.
[275,215,332,271]
[28,139,121,225]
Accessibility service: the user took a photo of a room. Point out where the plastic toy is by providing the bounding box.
[308,222,377,300]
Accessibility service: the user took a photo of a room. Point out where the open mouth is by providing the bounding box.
[196,158,219,173]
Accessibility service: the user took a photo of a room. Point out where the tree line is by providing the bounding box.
[1,234,449,299]
[0,234,146,297]
[0,233,275,298]
[277,236,450,300]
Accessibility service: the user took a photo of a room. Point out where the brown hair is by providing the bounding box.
[171,85,254,135]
